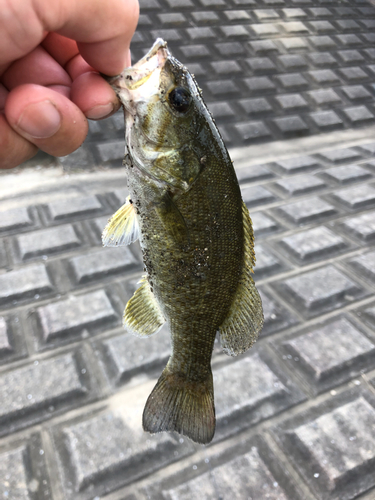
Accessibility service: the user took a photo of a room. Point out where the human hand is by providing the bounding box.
[0,0,139,169]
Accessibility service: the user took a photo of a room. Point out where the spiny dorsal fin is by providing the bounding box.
[102,196,140,247]
[218,202,264,356]
[123,276,165,337]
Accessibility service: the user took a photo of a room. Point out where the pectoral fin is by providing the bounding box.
[102,196,140,247]
[123,276,165,337]
[219,202,264,356]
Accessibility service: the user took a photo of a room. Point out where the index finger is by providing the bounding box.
[42,0,140,75]
[0,0,139,75]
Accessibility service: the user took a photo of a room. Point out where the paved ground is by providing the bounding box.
[3,0,375,498]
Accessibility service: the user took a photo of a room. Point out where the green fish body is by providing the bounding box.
[103,39,263,444]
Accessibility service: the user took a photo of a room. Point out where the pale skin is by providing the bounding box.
[0,0,139,169]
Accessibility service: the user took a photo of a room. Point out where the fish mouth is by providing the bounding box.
[103,38,169,93]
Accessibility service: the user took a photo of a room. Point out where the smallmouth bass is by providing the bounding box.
[102,39,263,444]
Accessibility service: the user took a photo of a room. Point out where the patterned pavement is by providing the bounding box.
[2,0,375,498]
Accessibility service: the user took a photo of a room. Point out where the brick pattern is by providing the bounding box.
[4,138,375,498]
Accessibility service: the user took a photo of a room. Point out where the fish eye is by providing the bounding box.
[168,87,191,113]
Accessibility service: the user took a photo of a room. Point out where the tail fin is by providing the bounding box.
[142,369,215,444]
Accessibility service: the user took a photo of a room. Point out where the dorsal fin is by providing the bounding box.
[218,202,264,356]
[123,276,165,337]
[102,196,140,247]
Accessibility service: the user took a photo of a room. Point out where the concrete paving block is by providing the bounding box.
[186,26,216,41]
[0,206,34,233]
[310,110,344,130]
[238,97,273,114]
[307,51,337,66]
[342,105,375,125]
[253,243,286,279]
[340,210,375,242]
[248,39,280,54]
[210,60,242,75]
[236,164,274,183]
[278,54,308,69]
[276,316,375,393]
[336,34,362,47]
[214,351,305,441]
[277,226,348,263]
[282,8,307,18]
[276,73,309,90]
[45,195,103,221]
[318,147,362,164]
[191,10,219,23]
[348,250,375,285]
[223,10,251,21]
[68,247,139,284]
[98,326,171,385]
[339,67,369,83]
[206,80,240,96]
[243,76,276,94]
[241,185,277,207]
[0,317,11,354]
[308,7,332,16]
[318,165,372,184]
[245,57,277,73]
[273,116,309,135]
[234,121,272,141]
[273,174,326,196]
[151,28,182,41]
[54,384,194,499]
[276,197,338,225]
[274,264,366,317]
[0,435,51,500]
[36,290,118,343]
[253,9,280,20]
[272,155,320,174]
[309,35,336,49]
[180,44,210,59]
[275,94,309,111]
[281,21,309,33]
[0,264,53,306]
[307,69,340,84]
[329,184,375,210]
[337,50,365,64]
[0,352,89,435]
[250,23,280,36]
[16,225,81,260]
[274,396,375,500]
[251,212,281,238]
[160,446,292,500]
[279,37,309,50]
[258,287,298,336]
[214,42,245,56]
[220,25,249,38]
[308,20,335,32]
[157,12,187,25]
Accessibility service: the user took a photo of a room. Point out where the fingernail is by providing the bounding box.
[86,103,114,120]
[17,100,61,139]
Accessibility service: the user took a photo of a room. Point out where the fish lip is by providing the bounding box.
[101,38,169,91]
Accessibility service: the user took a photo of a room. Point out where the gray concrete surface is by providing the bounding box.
[3,0,375,498]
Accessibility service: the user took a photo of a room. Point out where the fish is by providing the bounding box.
[102,39,264,444]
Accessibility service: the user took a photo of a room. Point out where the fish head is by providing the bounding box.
[105,39,204,180]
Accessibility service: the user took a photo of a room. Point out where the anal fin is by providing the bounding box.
[102,196,140,247]
[123,276,165,337]
[219,202,264,356]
